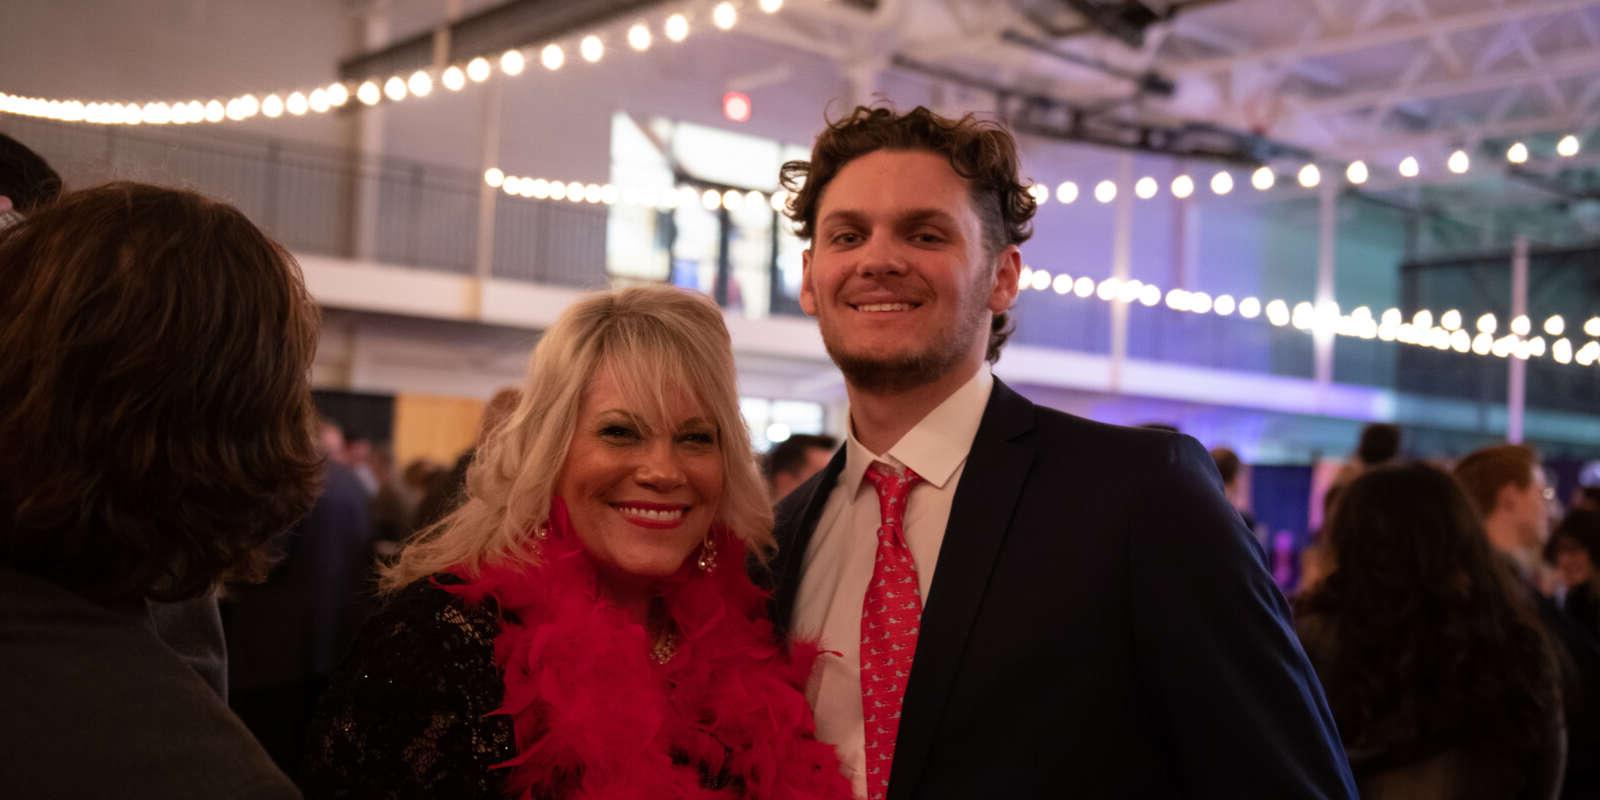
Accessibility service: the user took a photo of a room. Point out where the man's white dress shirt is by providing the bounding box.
[791,366,994,798]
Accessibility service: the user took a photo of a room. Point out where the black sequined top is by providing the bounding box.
[305,578,517,799]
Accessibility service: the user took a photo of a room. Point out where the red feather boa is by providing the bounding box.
[442,499,853,800]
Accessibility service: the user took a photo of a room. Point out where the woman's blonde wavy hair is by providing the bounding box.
[382,285,773,591]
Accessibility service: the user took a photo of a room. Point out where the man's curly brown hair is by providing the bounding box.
[0,182,322,602]
[779,105,1038,362]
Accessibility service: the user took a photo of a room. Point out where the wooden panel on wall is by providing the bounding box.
[392,393,486,467]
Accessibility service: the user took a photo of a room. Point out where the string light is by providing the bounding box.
[1171,174,1195,199]
[541,44,565,71]
[712,2,738,30]
[432,66,460,92]
[628,22,653,51]
[1586,317,1600,337]
[1446,149,1470,174]
[383,77,407,101]
[1056,181,1079,204]
[500,49,527,76]
[665,13,690,42]
[357,81,380,106]
[1135,176,1158,200]
[1210,171,1234,195]
[1440,309,1462,330]
[1558,134,1581,157]
[1346,160,1369,185]
[1507,142,1529,164]
[580,35,604,64]
[1251,166,1275,191]
[407,70,433,97]
[1478,312,1498,334]
[1399,156,1420,178]
[1545,315,1565,336]
[761,0,784,12]
[466,57,492,82]
[1511,315,1531,336]
[1027,184,1049,205]
[286,92,308,115]
[1297,163,1321,188]
[1094,180,1117,204]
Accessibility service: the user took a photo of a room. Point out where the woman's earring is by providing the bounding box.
[696,534,717,573]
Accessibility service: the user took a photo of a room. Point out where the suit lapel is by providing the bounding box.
[889,380,1038,800]
[770,445,848,640]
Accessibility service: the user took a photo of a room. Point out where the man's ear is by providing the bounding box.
[799,247,818,317]
[989,244,1022,314]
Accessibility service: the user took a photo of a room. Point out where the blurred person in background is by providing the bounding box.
[765,433,838,502]
[411,387,521,534]
[0,182,320,798]
[1457,444,1600,798]
[1209,446,1259,534]
[0,132,62,230]
[1551,511,1600,640]
[1295,463,1564,799]
[224,420,373,780]
[1325,422,1403,513]
[306,286,848,798]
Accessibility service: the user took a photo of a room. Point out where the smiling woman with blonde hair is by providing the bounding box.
[308,285,850,800]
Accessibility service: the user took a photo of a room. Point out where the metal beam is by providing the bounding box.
[1291,47,1600,117]
[1168,0,1600,74]
[338,0,663,80]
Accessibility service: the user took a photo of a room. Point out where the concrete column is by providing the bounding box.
[1508,235,1529,443]
[1313,179,1338,386]
[1110,154,1134,392]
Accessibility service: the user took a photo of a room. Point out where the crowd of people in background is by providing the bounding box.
[6,114,1600,800]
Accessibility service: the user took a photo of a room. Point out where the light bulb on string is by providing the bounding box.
[1094,180,1117,204]
[1171,174,1195,199]
[1346,160,1369,185]
[1135,176,1158,200]
[1211,171,1234,195]
[328,83,350,106]
[580,35,604,63]
[1251,166,1275,191]
[1238,297,1261,319]
[500,49,526,76]
[1056,181,1079,204]
[286,92,308,115]
[1545,315,1565,336]
[1399,156,1420,178]
[357,81,381,106]
[467,57,492,82]
[408,70,433,97]
[712,2,737,30]
[1447,149,1469,174]
[1027,184,1048,205]
[628,23,653,51]
[541,44,565,70]
[1511,315,1531,336]
[261,94,284,118]
[384,76,407,101]
[442,66,466,91]
[1558,135,1581,157]
[308,89,329,113]
[1440,309,1462,330]
[761,0,784,12]
[1507,142,1529,164]
[1477,313,1498,334]
[665,13,690,42]
[484,168,505,188]
[1585,316,1600,337]
[1297,163,1321,188]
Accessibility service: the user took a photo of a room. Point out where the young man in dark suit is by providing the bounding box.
[769,106,1357,800]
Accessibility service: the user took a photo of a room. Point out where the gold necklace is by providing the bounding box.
[650,628,679,664]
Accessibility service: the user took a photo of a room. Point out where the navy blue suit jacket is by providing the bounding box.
[770,379,1357,799]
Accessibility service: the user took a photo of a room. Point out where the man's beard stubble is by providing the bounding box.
[823,297,990,394]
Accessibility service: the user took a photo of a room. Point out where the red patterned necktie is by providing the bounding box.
[860,462,924,800]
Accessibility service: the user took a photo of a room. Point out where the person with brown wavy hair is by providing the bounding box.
[768,104,1354,799]
[1295,463,1565,799]
[0,181,321,799]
